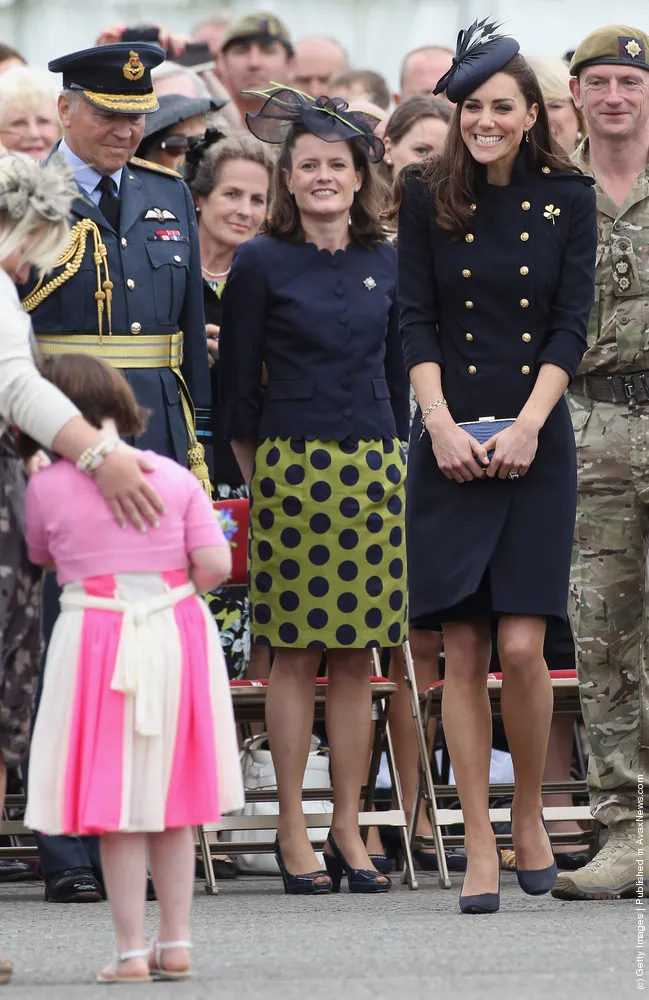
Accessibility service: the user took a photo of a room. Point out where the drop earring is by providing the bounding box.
[525,129,530,143]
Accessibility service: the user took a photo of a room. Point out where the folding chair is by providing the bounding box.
[408,668,598,877]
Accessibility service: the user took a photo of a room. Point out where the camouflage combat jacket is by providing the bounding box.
[573,138,649,375]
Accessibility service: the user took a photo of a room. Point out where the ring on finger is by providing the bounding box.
[507,470,520,480]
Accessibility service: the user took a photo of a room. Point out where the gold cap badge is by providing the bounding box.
[625,38,642,58]
[123,50,145,82]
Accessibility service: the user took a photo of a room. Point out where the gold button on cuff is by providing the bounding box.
[520,298,529,308]
[130,322,142,335]
[522,333,532,343]
[465,233,474,243]
[127,278,135,290]
[542,166,551,174]
[465,332,474,342]
[520,266,529,275]
[465,300,474,310]
[520,232,529,242]
[121,237,127,248]
[522,201,531,210]
[468,365,477,375]
[462,269,471,278]
[173,254,182,263]
[521,365,531,375]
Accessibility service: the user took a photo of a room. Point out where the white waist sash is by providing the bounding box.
[60,582,196,737]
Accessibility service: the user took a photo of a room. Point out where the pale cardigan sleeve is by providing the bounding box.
[0,269,80,448]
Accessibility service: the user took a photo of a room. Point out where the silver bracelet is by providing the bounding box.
[76,437,120,476]
[419,398,448,440]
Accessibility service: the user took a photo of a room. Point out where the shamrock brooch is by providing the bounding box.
[543,204,561,225]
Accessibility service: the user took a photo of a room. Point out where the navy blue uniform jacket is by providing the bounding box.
[21,151,211,465]
[218,235,409,444]
[398,152,597,620]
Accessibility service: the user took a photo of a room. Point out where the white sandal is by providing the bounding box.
[96,948,152,984]
[149,940,192,981]
[0,955,12,985]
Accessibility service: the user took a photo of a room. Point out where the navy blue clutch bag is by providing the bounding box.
[458,417,515,457]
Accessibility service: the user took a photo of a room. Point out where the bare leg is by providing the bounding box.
[99,832,148,979]
[148,827,194,973]
[265,648,326,878]
[442,620,498,895]
[498,616,555,871]
[325,650,388,883]
[544,714,586,850]
[247,644,271,680]
[389,629,441,843]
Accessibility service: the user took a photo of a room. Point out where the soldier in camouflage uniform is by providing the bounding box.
[552,24,649,901]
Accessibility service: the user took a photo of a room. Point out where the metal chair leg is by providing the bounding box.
[383,718,418,889]
[402,640,451,889]
[197,826,219,896]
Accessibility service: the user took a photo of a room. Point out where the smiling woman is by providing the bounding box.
[0,66,61,160]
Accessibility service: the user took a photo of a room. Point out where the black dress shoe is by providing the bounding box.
[0,860,39,883]
[44,867,103,903]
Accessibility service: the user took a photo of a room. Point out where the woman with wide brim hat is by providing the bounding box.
[219,85,409,895]
[397,19,597,913]
[136,93,229,173]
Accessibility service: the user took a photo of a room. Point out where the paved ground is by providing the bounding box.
[1,872,632,1000]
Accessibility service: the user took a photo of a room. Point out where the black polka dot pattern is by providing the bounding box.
[249,438,407,649]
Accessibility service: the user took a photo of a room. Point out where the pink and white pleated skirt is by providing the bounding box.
[25,570,244,836]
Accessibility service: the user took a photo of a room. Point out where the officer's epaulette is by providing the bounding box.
[128,156,182,178]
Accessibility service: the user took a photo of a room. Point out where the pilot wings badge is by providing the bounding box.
[143,207,178,222]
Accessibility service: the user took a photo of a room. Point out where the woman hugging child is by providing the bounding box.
[22,353,243,984]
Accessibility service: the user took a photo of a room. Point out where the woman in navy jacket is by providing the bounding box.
[398,23,597,912]
[219,87,408,894]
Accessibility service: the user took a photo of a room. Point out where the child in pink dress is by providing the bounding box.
[23,354,243,984]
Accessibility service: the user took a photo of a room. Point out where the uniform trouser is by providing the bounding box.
[568,391,649,826]
[28,573,101,877]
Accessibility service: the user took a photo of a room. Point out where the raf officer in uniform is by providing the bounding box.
[20,43,212,903]
[552,25,649,901]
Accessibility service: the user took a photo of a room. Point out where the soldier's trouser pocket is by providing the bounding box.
[568,396,648,823]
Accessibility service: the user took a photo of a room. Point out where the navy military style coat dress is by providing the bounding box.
[398,151,597,624]
[21,147,211,466]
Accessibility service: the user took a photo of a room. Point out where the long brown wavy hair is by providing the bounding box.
[267,123,387,249]
[393,54,578,238]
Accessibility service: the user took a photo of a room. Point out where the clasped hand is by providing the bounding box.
[427,414,538,483]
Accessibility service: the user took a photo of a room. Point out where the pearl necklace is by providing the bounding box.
[202,264,231,280]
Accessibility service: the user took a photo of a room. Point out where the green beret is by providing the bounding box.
[570,25,649,76]
[220,11,294,55]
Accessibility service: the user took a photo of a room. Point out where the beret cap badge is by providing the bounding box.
[123,50,145,82]
[623,38,642,59]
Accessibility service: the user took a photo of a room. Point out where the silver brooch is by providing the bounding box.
[363,277,377,290]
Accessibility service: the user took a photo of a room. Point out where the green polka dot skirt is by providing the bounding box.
[249,438,408,649]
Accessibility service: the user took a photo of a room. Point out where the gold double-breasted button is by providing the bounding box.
[130,322,142,335]
[465,300,474,310]
[522,201,531,210]
[520,266,529,275]
[465,233,474,243]
[465,332,474,342]
[522,333,532,343]
[520,232,529,242]
[520,298,529,308]
[468,365,477,375]
[542,166,551,174]
[127,278,135,290]
[521,365,531,375]
[462,269,471,278]
[470,203,477,212]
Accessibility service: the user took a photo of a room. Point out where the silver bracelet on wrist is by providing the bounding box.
[419,398,448,440]
[76,437,120,477]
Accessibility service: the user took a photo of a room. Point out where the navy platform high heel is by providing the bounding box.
[459,849,501,915]
[323,834,392,894]
[274,837,332,895]
[511,812,558,896]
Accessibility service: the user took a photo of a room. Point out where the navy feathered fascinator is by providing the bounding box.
[434,18,520,104]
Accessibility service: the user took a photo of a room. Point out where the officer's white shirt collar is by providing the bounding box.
[58,139,123,207]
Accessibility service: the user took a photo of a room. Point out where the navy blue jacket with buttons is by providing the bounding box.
[218,235,409,444]
[398,152,597,621]
[20,150,211,465]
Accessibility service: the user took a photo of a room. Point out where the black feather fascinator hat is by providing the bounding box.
[434,18,520,104]
[243,84,385,163]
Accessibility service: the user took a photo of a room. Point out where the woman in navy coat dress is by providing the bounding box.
[219,87,409,894]
[397,22,597,912]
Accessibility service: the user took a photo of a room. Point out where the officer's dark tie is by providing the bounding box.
[97,175,121,230]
